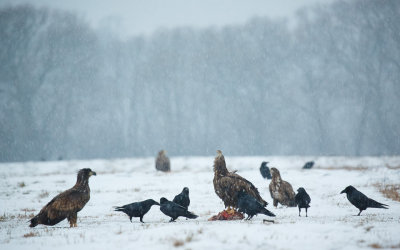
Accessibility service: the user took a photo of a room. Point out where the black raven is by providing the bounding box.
[302,161,314,169]
[295,187,311,217]
[159,197,198,222]
[172,187,190,209]
[237,190,275,220]
[259,161,272,179]
[114,199,160,223]
[340,186,388,216]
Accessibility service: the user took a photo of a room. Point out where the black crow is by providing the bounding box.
[114,199,160,223]
[295,187,311,217]
[172,187,190,209]
[302,161,314,169]
[159,197,198,222]
[259,161,272,179]
[237,190,275,220]
[340,185,388,216]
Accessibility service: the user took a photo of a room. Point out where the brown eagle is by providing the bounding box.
[213,150,268,211]
[155,150,170,172]
[29,168,96,227]
[269,167,296,207]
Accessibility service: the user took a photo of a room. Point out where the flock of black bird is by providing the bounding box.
[28,152,390,228]
[114,187,197,223]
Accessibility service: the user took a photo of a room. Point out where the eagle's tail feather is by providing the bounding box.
[184,211,198,219]
[262,208,276,217]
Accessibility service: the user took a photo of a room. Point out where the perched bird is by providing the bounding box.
[340,185,388,216]
[159,197,198,222]
[237,190,275,220]
[114,199,160,223]
[155,150,170,172]
[213,150,268,212]
[172,187,190,209]
[259,161,272,179]
[269,167,296,207]
[295,187,311,217]
[29,168,96,227]
[302,161,314,169]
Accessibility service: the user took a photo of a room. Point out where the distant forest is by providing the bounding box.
[1,0,399,162]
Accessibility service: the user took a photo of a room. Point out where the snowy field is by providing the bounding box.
[1,156,400,250]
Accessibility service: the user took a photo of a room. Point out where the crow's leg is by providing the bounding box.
[357,210,362,216]
[140,216,144,223]
[298,207,301,217]
[305,208,308,217]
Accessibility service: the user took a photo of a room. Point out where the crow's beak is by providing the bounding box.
[90,171,97,176]
[340,190,345,194]
[155,202,160,206]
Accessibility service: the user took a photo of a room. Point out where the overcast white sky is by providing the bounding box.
[0,0,335,37]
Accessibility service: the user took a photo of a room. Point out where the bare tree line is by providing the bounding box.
[0,0,399,162]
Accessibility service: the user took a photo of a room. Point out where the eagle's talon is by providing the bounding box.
[226,207,236,215]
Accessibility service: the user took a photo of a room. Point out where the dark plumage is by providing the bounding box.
[302,161,314,169]
[29,168,96,227]
[340,185,388,216]
[172,187,190,209]
[114,199,160,223]
[259,161,272,179]
[269,167,296,207]
[159,197,198,222]
[237,190,275,220]
[213,150,268,210]
[155,150,170,172]
[295,187,311,217]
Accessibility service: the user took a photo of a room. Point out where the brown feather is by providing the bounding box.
[269,167,296,207]
[213,150,268,208]
[29,168,96,227]
[155,150,170,172]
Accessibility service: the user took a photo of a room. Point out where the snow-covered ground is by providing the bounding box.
[1,156,400,250]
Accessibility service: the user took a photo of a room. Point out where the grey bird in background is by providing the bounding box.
[114,199,160,223]
[340,185,388,216]
[155,150,170,172]
[295,187,311,217]
[260,161,272,179]
[302,161,314,169]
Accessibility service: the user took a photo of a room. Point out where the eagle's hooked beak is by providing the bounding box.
[90,171,97,177]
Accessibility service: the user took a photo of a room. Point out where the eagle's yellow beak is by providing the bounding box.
[89,171,97,176]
